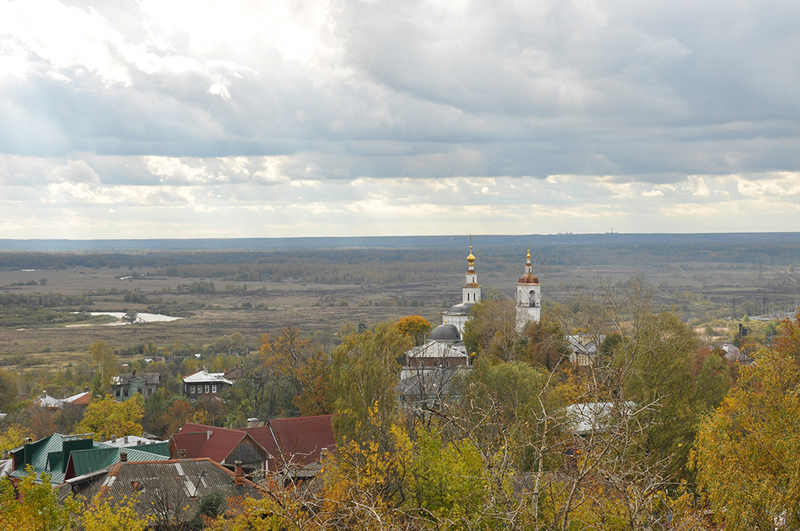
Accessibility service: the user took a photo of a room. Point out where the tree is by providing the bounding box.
[293,350,334,416]
[330,323,411,447]
[76,394,144,440]
[0,468,79,531]
[89,340,118,393]
[462,299,523,362]
[521,316,572,371]
[123,309,139,325]
[694,312,800,528]
[0,369,18,411]
[81,493,152,531]
[394,315,431,347]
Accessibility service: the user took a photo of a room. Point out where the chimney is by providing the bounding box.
[120,452,128,462]
[234,461,243,486]
[84,385,89,392]
[124,436,129,444]
[247,417,259,428]
[100,434,105,442]
[320,447,330,464]
[207,430,212,440]
[178,449,187,458]
[132,369,137,377]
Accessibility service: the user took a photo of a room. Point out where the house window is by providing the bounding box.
[205,385,210,393]
[190,385,195,394]
[212,385,217,393]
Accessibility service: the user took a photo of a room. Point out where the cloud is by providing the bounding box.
[1,0,799,237]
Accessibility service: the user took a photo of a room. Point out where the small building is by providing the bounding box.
[171,415,336,484]
[32,388,93,409]
[567,335,606,367]
[111,371,160,400]
[64,458,264,528]
[8,434,169,486]
[170,424,272,478]
[182,369,233,399]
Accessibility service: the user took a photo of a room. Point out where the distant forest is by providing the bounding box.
[0,239,799,281]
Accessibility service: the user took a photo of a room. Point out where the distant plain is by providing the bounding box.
[1,235,799,372]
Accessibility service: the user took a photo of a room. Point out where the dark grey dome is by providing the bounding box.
[446,302,474,315]
[428,324,461,341]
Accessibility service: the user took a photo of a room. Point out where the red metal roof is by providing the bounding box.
[244,415,335,467]
[170,415,335,472]
[171,423,263,464]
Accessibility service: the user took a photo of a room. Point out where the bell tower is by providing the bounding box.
[462,237,481,304]
[515,248,541,331]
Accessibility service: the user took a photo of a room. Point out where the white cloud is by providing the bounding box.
[1,1,800,237]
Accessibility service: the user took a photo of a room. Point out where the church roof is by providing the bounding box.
[444,302,475,316]
[518,273,540,284]
[428,324,461,341]
[409,337,466,357]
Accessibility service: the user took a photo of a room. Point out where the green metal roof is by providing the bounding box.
[10,435,170,485]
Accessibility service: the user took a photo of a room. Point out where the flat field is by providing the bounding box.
[1,240,799,372]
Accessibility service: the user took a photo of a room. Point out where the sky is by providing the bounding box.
[1,0,799,239]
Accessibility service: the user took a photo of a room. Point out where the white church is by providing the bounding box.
[401,242,542,382]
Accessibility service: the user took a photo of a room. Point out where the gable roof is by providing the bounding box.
[112,372,160,386]
[63,391,92,406]
[244,415,335,469]
[182,370,233,385]
[170,416,335,473]
[170,424,270,464]
[10,434,172,485]
[65,442,170,481]
[75,458,263,524]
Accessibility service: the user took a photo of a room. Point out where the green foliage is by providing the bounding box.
[188,490,227,530]
[89,340,118,392]
[0,467,79,531]
[330,322,411,447]
[408,427,487,521]
[462,299,523,362]
[0,369,19,411]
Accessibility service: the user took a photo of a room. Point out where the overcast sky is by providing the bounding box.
[1,0,799,239]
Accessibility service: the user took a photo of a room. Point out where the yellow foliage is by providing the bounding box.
[0,422,32,453]
[0,466,79,531]
[76,393,144,440]
[81,493,152,531]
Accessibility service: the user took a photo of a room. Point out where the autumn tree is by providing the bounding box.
[0,369,18,411]
[89,340,118,393]
[394,315,432,347]
[462,299,524,362]
[330,322,411,447]
[694,312,800,529]
[76,394,144,440]
[0,468,79,531]
[81,493,152,531]
[521,316,572,371]
[293,350,334,416]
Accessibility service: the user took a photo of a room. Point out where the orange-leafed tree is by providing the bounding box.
[394,315,431,347]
